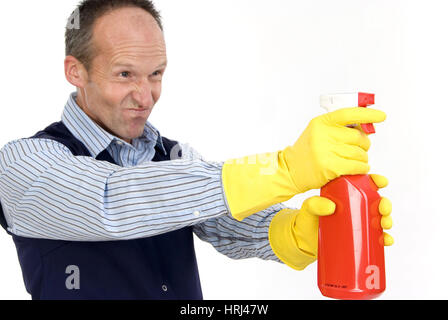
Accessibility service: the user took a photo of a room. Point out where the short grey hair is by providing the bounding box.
[65,0,163,71]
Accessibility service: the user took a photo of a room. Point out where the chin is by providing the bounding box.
[128,128,145,140]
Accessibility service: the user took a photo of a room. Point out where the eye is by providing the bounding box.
[151,70,162,77]
[120,71,131,78]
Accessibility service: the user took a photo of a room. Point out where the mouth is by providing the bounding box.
[128,108,149,111]
[126,107,151,115]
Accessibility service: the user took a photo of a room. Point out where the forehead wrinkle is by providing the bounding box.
[108,49,166,68]
[105,38,165,54]
[102,40,166,66]
[102,37,165,52]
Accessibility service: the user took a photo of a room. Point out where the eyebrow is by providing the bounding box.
[113,63,134,69]
[155,62,168,69]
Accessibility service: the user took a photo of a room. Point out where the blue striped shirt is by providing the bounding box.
[0,92,284,261]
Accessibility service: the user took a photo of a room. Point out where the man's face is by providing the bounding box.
[77,7,167,143]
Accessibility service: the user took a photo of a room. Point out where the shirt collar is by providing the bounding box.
[61,92,167,158]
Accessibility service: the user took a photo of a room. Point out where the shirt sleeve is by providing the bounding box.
[193,203,285,262]
[0,138,230,241]
[180,142,284,263]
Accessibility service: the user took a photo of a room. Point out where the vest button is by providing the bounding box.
[162,284,168,292]
[193,210,200,217]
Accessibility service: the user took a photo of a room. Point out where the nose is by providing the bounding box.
[131,79,154,108]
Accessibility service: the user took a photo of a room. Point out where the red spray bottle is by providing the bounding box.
[317,92,386,300]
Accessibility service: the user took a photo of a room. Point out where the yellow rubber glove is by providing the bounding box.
[268,174,393,270]
[222,108,386,221]
[371,174,394,246]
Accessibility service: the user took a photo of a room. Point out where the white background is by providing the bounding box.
[0,0,446,299]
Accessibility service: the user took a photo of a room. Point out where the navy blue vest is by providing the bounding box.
[0,121,203,300]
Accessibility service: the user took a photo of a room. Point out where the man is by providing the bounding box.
[0,0,393,299]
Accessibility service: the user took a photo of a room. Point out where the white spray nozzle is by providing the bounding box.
[320,93,364,112]
[319,92,376,134]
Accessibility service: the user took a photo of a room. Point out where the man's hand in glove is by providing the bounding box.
[268,174,393,270]
[222,107,386,221]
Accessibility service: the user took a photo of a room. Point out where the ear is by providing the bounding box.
[64,56,89,88]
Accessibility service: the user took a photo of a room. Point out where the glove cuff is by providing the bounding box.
[222,152,298,221]
[268,208,317,271]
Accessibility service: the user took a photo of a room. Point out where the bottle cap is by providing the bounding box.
[320,92,376,134]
